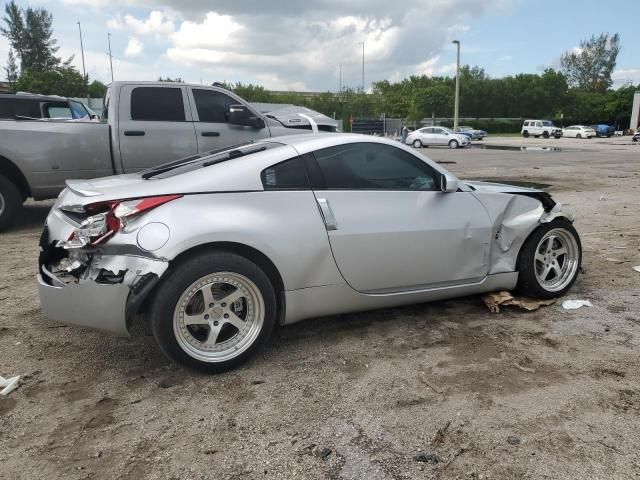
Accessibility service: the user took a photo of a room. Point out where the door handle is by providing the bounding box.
[124,130,145,136]
[201,131,220,137]
[316,198,338,231]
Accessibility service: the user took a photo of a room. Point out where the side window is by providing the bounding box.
[193,89,237,123]
[524,121,529,127]
[261,157,309,190]
[311,143,439,191]
[11,99,41,118]
[535,121,542,127]
[45,103,73,118]
[433,128,444,134]
[70,101,89,119]
[0,99,12,118]
[131,87,185,121]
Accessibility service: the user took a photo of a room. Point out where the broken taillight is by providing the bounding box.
[59,195,182,249]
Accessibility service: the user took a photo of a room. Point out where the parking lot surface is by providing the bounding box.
[1,136,639,479]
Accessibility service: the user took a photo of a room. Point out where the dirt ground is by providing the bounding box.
[1,135,639,479]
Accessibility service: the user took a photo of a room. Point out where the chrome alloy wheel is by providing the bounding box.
[534,228,580,292]
[173,272,265,363]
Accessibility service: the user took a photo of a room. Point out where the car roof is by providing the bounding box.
[0,92,71,102]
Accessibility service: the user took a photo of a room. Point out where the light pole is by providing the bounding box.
[358,42,365,91]
[339,63,343,93]
[77,22,87,82]
[452,40,460,133]
[107,32,114,82]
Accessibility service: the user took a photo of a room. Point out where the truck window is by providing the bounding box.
[11,99,41,118]
[46,103,73,118]
[70,101,89,119]
[131,87,185,122]
[192,89,237,123]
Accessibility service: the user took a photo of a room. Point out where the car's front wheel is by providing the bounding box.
[576,134,582,139]
[412,139,423,148]
[448,139,459,149]
[543,131,550,138]
[516,219,582,299]
[150,251,277,372]
[522,131,529,138]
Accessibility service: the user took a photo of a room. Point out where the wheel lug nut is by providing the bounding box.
[213,321,219,326]
[209,303,214,308]
[221,303,227,307]
[204,314,209,320]
[224,314,229,319]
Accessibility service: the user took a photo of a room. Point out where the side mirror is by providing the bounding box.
[440,173,458,193]
[227,104,265,129]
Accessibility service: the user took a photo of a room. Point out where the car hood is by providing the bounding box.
[252,104,338,131]
[464,180,542,194]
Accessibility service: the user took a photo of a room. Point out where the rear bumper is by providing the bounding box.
[38,273,131,335]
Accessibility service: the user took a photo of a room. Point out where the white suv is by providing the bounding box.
[521,120,563,139]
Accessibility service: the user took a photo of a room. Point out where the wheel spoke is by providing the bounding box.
[204,322,222,346]
[224,311,246,331]
[551,262,563,278]
[220,288,243,306]
[540,264,552,281]
[553,247,568,257]
[535,252,546,264]
[545,235,556,255]
[184,313,209,325]
[199,285,215,307]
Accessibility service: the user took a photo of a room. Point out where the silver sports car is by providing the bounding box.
[38,134,582,372]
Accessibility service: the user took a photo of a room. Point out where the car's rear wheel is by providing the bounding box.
[448,139,459,149]
[576,133,582,139]
[516,219,581,299]
[150,251,277,372]
[412,139,423,148]
[543,131,550,138]
[0,175,22,232]
[522,131,529,138]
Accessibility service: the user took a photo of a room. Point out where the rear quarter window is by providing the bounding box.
[261,157,309,190]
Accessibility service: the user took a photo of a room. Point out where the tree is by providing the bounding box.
[560,33,620,92]
[5,48,18,83]
[88,80,107,98]
[158,76,184,83]
[15,66,86,97]
[2,0,60,73]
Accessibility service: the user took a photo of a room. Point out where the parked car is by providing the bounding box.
[633,129,640,142]
[0,92,95,120]
[406,126,470,148]
[458,125,487,140]
[0,81,338,230]
[590,124,615,138]
[521,120,562,138]
[562,125,596,139]
[38,133,582,372]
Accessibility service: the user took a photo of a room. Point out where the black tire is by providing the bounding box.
[534,135,540,138]
[0,175,22,232]
[522,131,529,138]
[150,251,277,373]
[542,131,550,138]
[412,139,423,148]
[448,139,459,149]
[576,134,581,139]
[516,219,582,299]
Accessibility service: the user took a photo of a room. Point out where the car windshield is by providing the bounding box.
[542,121,554,126]
[141,141,282,179]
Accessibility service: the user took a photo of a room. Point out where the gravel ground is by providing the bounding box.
[1,135,639,479]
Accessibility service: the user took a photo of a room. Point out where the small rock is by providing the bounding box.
[251,380,265,385]
[507,436,521,445]
[413,452,440,464]
[203,449,218,455]
[318,447,332,460]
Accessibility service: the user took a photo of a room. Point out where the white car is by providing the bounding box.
[521,120,563,139]
[406,127,471,149]
[562,125,596,139]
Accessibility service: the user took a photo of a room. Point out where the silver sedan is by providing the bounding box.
[38,134,582,372]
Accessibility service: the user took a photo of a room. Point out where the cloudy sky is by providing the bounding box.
[1,0,638,90]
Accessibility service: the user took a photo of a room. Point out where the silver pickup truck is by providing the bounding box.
[0,81,338,230]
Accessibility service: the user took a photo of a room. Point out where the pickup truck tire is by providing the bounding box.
[0,175,22,231]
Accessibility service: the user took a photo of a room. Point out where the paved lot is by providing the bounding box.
[1,136,639,479]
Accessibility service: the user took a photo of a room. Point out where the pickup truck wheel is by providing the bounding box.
[522,131,529,138]
[150,251,277,373]
[543,131,550,138]
[0,175,22,232]
[516,219,582,299]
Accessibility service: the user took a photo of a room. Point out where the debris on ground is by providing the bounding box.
[507,436,521,445]
[432,421,451,446]
[513,363,536,373]
[562,299,593,310]
[0,375,21,396]
[418,373,444,393]
[413,452,440,464]
[482,291,555,313]
[633,266,640,273]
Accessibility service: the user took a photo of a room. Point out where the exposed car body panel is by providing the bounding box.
[38,133,577,336]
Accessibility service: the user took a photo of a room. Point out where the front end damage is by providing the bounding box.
[37,193,173,336]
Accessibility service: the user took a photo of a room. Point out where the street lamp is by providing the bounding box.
[358,42,365,91]
[452,40,460,133]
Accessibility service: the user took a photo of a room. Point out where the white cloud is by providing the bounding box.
[612,68,640,87]
[125,37,144,57]
[108,10,175,37]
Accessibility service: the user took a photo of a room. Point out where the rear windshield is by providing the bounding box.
[141,141,283,179]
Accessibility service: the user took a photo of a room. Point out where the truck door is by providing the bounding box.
[186,87,269,153]
[117,85,198,171]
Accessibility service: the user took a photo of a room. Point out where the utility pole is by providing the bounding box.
[358,42,365,91]
[107,33,114,82]
[452,40,460,133]
[77,22,87,100]
[339,64,342,94]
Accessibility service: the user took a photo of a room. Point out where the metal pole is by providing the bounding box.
[360,42,365,91]
[339,64,342,93]
[77,22,87,83]
[107,33,114,82]
[452,40,460,133]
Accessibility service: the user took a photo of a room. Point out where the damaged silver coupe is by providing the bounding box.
[38,134,582,372]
